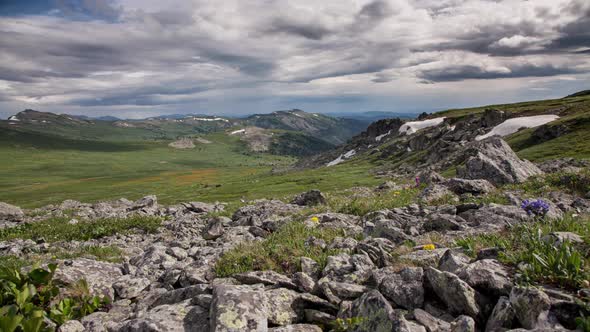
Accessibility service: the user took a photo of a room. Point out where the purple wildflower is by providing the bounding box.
[521,199,550,217]
[415,176,420,187]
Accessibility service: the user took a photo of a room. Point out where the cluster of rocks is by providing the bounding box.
[1,183,589,331]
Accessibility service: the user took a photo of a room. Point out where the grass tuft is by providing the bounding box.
[214,221,347,277]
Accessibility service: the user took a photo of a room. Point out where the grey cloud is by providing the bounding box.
[263,19,333,40]
[417,63,581,82]
[547,4,590,52]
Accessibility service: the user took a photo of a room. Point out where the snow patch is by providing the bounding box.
[230,129,246,135]
[399,117,446,135]
[312,113,319,117]
[327,149,356,167]
[8,115,19,121]
[375,130,391,142]
[192,117,228,122]
[475,115,559,141]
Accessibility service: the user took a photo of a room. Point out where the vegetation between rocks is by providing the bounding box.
[455,214,590,289]
[0,216,162,243]
[215,221,348,277]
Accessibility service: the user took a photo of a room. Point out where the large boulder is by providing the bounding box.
[457,137,543,185]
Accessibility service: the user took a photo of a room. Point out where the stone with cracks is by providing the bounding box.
[485,296,515,332]
[458,259,512,296]
[509,286,551,330]
[203,217,225,240]
[444,178,496,196]
[457,137,543,185]
[234,270,297,289]
[425,267,481,318]
[53,259,123,300]
[210,284,268,332]
[345,290,410,332]
[112,275,151,299]
[378,267,424,310]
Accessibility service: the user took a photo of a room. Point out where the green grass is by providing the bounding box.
[0,128,383,208]
[214,221,347,277]
[0,216,162,243]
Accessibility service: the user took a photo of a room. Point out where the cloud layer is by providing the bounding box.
[0,0,589,118]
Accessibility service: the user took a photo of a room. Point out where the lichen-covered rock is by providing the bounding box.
[451,315,475,332]
[269,325,322,332]
[420,184,458,204]
[400,249,448,267]
[509,286,551,329]
[112,275,150,300]
[234,270,297,289]
[438,249,470,275]
[485,296,515,332]
[445,178,496,196]
[210,284,268,332]
[115,300,208,331]
[203,217,225,240]
[57,320,85,332]
[425,267,481,318]
[379,267,424,310]
[413,308,450,332]
[54,259,123,300]
[344,290,411,332]
[459,259,512,296]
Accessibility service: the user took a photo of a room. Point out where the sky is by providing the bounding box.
[0,0,589,119]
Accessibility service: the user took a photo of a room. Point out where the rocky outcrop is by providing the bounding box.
[0,202,24,224]
[458,137,543,185]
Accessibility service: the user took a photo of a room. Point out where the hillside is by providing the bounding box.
[298,93,590,172]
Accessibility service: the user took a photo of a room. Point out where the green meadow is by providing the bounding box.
[0,129,381,208]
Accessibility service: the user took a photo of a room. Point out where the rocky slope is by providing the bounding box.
[1,136,590,331]
[297,93,590,170]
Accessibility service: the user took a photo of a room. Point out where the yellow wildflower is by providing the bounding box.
[310,216,319,223]
[422,244,436,250]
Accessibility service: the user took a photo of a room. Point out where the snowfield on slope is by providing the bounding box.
[399,117,446,135]
[327,149,356,167]
[476,114,559,141]
[230,129,246,135]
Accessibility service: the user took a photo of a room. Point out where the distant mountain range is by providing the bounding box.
[0,109,371,156]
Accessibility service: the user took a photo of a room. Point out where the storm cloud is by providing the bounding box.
[0,0,589,118]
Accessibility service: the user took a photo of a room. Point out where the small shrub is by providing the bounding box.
[0,263,109,331]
